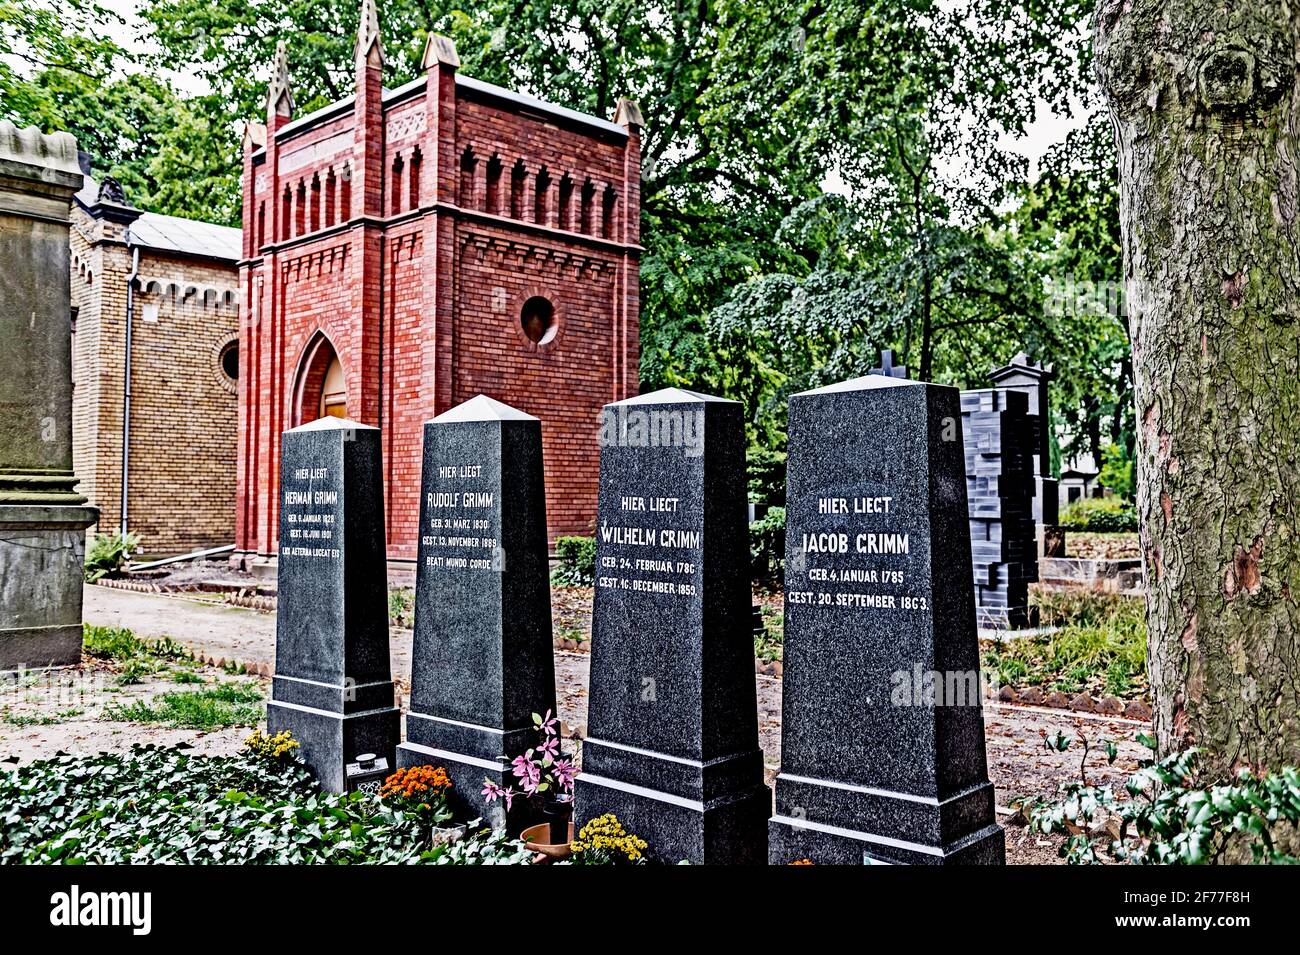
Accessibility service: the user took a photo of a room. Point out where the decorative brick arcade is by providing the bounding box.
[234,2,641,573]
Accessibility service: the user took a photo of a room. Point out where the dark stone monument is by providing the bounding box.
[961,388,1038,630]
[989,352,1057,526]
[0,122,99,672]
[267,417,400,793]
[575,388,770,864]
[768,375,1004,864]
[397,395,555,832]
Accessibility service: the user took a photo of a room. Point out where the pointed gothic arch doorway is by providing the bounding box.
[293,331,348,426]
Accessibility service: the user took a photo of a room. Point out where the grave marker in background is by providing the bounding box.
[989,352,1057,527]
[961,388,1038,629]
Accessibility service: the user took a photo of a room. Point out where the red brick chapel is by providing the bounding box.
[233,0,642,574]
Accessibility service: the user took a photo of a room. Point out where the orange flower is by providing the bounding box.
[378,765,453,802]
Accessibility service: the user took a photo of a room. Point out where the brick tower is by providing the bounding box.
[234,1,641,573]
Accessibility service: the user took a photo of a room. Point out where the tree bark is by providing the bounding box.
[1095,1,1300,779]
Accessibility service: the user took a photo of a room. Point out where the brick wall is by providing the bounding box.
[237,51,641,566]
[70,203,239,556]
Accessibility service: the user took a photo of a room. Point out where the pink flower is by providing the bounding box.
[536,709,559,737]
[512,753,542,791]
[553,759,578,792]
[538,735,560,760]
[482,778,516,809]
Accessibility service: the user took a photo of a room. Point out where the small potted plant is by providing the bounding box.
[378,765,456,849]
[481,709,578,858]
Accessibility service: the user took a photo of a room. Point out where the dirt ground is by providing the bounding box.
[59,584,1153,863]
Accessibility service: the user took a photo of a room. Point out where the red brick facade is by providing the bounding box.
[234,24,640,571]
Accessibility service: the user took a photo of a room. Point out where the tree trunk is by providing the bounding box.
[1095,1,1300,778]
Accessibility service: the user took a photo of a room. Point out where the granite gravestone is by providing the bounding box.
[768,375,1004,865]
[267,417,400,793]
[0,122,99,672]
[989,352,1057,526]
[961,388,1038,629]
[574,388,770,864]
[397,395,556,832]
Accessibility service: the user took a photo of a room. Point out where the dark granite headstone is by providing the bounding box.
[397,395,555,832]
[989,352,1058,526]
[961,388,1038,630]
[574,388,770,864]
[267,417,400,793]
[768,375,1004,865]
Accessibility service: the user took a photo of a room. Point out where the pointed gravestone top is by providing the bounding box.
[432,393,537,423]
[576,388,769,863]
[612,386,735,406]
[287,415,376,433]
[797,374,921,396]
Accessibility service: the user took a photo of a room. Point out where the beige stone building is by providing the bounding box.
[70,166,241,557]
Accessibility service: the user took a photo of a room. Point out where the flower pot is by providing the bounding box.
[542,795,574,844]
[522,820,574,860]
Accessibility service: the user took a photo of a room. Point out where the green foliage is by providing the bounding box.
[1059,495,1138,532]
[105,682,264,731]
[747,445,787,506]
[83,531,140,582]
[749,506,786,584]
[1097,443,1136,501]
[1030,742,1300,865]
[552,535,596,586]
[388,588,414,628]
[84,624,196,685]
[0,745,532,864]
[0,1,240,224]
[6,0,1125,465]
[754,605,783,662]
[983,593,1146,695]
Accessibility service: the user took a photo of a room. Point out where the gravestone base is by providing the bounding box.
[576,772,771,865]
[769,814,1005,865]
[768,775,1005,864]
[0,505,99,673]
[398,715,542,833]
[267,701,399,795]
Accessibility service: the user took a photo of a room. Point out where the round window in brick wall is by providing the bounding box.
[220,340,239,382]
[520,296,557,345]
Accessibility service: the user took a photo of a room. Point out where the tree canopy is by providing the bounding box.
[0,0,1131,473]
